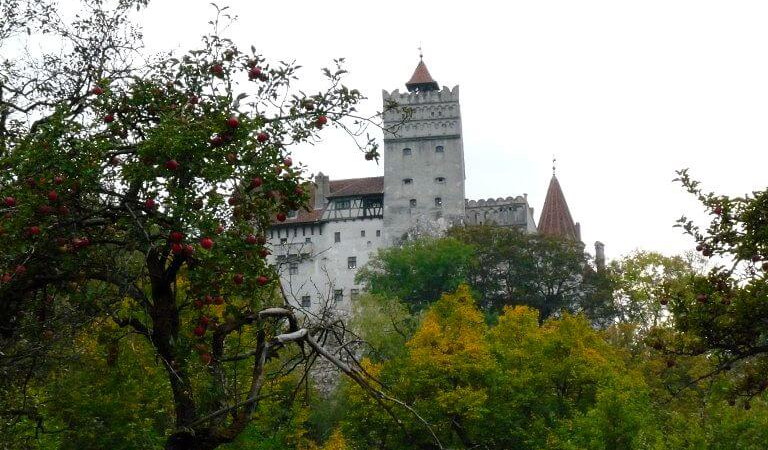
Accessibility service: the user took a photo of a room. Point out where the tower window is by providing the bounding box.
[435,145,444,153]
[435,197,443,207]
[287,210,297,218]
[305,237,311,243]
[376,230,381,237]
[289,262,298,275]
[347,257,357,269]
[301,295,311,308]
[402,148,412,156]
[435,177,445,183]
[409,199,417,207]
[333,289,343,302]
[334,231,341,243]
[361,230,366,237]
[403,178,413,185]
[280,237,288,244]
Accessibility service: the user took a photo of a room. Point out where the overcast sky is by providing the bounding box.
[137,0,768,260]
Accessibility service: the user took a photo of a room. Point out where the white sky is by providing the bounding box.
[136,0,768,260]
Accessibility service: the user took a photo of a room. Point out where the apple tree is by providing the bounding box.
[662,169,768,406]
[0,1,384,448]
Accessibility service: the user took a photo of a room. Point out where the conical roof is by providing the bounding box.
[538,175,580,241]
[406,60,439,92]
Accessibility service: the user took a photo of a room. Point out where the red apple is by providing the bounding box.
[29,226,41,236]
[248,66,262,79]
[3,197,16,207]
[200,237,214,250]
[171,243,183,254]
[245,234,257,245]
[145,197,156,210]
[256,235,267,245]
[169,231,184,243]
[210,135,223,147]
[15,265,26,274]
[47,190,58,202]
[227,116,240,128]
[283,157,293,167]
[53,176,64,185]
[250,177,263,189]
[182,244,195,257]
[213,295,224,305]
[210,64,224,76]
[200,353,212,365]
[714,205,723,215]
[257,132,268,143]
[256,275,269,286]
[276,212,287,222]
[38,205,54,215]
[316,115,328,127]
[57,206,70,216]
[193,299,204,309]
[258,248,270,258]
[199,316,210,326]
[215,225,225,234]
[233,273,244,285]
[90,86,104,95]
[188,95,199,105]
[193,325,206,337]
[165,159,179,171]
[228,196,238,206]
[1,273,11,283]
[104,114,115,123]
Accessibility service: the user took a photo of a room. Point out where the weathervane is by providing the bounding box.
[552,155,557,176]
[418,42,423,61]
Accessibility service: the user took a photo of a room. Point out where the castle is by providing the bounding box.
[267,58,597,312]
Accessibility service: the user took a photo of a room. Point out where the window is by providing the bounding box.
[361,230,366,237]
[376,230,381,237]
[403,178,413,185]
[305,237,311,243]
[277,255,286,262]
[435,197,442,207]
[287,210,297,218]
[335,200,350,210]
[280,237,288,244]
[334,289,343,302]
[402,148,412,156]
[350,289,360,300]
[347,257,357,269]
[289,262,298,275]
[435,177,446,183]
[301,295,311,308]
[435,145,444,153]
[334,231,341,243]
[409,199,417,207]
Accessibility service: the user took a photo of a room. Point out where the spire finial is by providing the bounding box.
[552,155,557,176]
[418,42,423,61]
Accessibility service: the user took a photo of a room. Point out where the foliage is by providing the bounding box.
[339,286,670,449]
[355,237,473,312]
[349,293,418,361]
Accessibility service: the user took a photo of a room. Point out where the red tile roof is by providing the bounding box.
[406,60,439,92]
[328,176,384,198]
[537,175,580,241]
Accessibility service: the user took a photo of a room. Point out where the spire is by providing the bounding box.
[406,51,439,92]
[538,173,580,241]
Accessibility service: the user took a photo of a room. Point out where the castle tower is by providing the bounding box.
[382,58,465,242]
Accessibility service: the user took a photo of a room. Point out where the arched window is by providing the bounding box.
[435,145,444,153]
[402,148,412,156]
[409,199,417,207]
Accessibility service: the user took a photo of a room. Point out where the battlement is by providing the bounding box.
[382,85,460,106]
[465,196,528,207]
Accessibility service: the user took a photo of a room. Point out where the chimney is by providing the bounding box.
[595,241,605,271]
[314,172,330,209]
